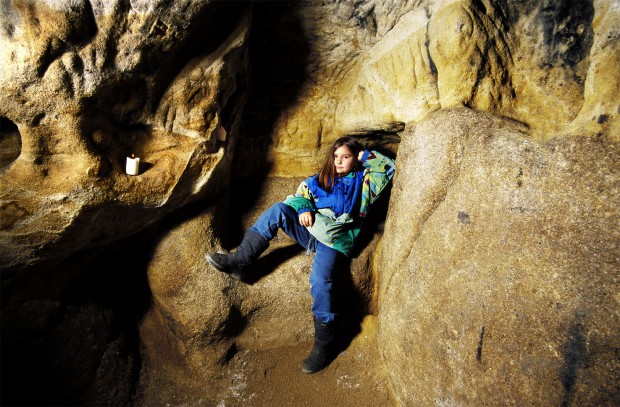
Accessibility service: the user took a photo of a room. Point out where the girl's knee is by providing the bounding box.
[270,202,296,217]
[309,273,333,289]
[272,202,288,212]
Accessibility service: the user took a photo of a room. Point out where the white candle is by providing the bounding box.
[216,125,227,142]
[126,155,140,175]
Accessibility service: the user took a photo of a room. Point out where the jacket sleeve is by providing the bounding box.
[283,177,316,214]
[359,150,396,212]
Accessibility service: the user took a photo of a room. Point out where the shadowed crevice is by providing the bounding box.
[561,310,589,407]
[0,116,21,169]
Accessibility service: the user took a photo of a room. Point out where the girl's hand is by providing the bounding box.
[299,212,314,227]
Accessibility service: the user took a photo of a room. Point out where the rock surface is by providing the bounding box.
[236,0,618,176]
[378,108,618,406]
[0,0,250,272]
[140,177,383,378]
[0,0,618,405]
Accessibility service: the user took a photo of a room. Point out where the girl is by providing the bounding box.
[206,136,395,373]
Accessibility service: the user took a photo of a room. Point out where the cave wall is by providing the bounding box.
[0,0,618,405]
[0,0,250,273]
[235,0,618,176]
[1,0,252,404]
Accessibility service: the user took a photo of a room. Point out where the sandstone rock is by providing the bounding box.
[235,0,617,178]
[2,0,617,271]
[141,177,384,381]
[0,1,251,272]
[378,108,619,406]
[0,2,252,404]
[1,258,143,406]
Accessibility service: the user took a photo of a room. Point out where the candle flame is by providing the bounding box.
[131,153,135,158]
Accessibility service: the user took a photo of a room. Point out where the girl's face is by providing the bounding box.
[334,145,356,175]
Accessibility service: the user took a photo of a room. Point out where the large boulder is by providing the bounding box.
[378,108,618,406]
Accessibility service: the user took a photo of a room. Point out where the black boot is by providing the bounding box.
[206,230,269,282]
[301,316,336,374]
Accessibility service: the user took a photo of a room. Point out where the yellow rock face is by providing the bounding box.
[378,108,618,406]
[0,2,250,271]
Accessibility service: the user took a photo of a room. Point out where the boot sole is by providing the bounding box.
[301,350,331,374]
[206,254,248,283]
[301,360,328,374]
[205,253,227,272]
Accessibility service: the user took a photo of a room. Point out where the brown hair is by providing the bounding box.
[317,136,364,192]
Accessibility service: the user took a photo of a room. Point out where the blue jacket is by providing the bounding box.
[283,150,395,256]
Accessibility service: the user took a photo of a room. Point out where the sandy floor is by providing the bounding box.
[137,317,394,407]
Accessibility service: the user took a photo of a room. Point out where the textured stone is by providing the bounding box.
[0,1,251,404]
[235,0,618,177]
[0,1,250,272]
[378,108,619,406]
[141,177,383,378]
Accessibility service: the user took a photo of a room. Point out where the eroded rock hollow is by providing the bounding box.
[1,0,618,405]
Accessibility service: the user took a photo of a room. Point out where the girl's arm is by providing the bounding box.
[298,211,314,227]
[360,150,395,176]
[283,178,317,226]
[283,178,316,215]
[359,150,396,206]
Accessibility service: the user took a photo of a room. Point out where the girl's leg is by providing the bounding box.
[252,203,342,320]
[309,242,342,323]
[302,241,342,373]
[207,202,312,280]
[250,202,313,249]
